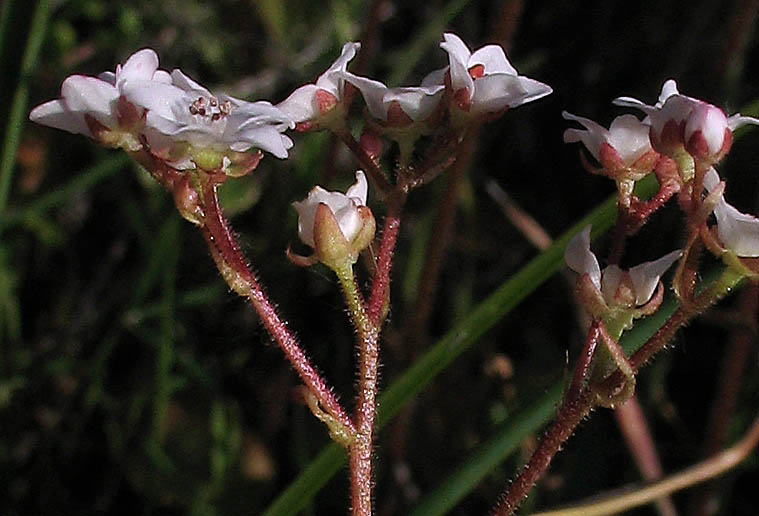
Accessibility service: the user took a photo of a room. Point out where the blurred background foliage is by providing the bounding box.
[1,0,759,514]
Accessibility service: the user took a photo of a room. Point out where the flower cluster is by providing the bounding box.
[563,80,759,321]
[30,33,551,264]
[30,49,294,174]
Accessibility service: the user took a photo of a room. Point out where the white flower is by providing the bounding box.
[293,170,368,248]
[341,71,444,125]
[613,79,758,159]
[565,225,682,306]
[562,111,653,169]
[277,42,361,124]
[29,48,169,147]
[123,69,294,161]
[704,168,759,257]
[439,32,552,115]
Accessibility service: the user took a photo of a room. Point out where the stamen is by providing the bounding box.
[188,96,232,122]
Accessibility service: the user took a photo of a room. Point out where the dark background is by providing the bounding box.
[1,0,758,514]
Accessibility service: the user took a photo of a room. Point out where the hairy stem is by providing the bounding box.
[491,267,746,516]
[336,257,381,516]
[532,412,759,516]
[367,195,404,325]
[200,180,355,435]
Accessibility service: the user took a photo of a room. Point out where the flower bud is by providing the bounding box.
[292,171,374,270]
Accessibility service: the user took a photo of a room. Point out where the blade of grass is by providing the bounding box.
[0,153,130,230]
[261,175,659,516]
[0,0,51,215]
[410,293,680,516]
[411,263,735,516]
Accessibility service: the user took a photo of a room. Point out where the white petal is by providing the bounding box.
[384,85,444,122]
[469,45,517,75]
[612,95,654,113]
[600,264,623,305]
[713,198,759,257]
[607,114,652,164]
[61,75,119,128]
[441,33,474,96]
[657,79,679,106]
[469,74,551,115]
[506,76,553,107]
[440,33,472,67]
[421,68,447,87]
[29,99,91,136]
[685,102,727,154]
[235,126,292,158]
[345,170,368,205]
[118,48,160,85]
[703,167,720,191]
[315,41,361,97]
[153,70,173,84]
[334,201,362,241]
[342,72,390,120]
[727,113,759,131]
[628,250,682,305]
[123,80,186,124]
[277,84,321,123]
[562,111,608,159]
[234,100,294,131]
[170,69,211,95]
[98,71,116,86]
[564,225,601,290]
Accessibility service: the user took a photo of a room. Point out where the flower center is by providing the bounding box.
[188,96,232,122]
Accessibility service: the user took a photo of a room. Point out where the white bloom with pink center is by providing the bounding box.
[293,171,368,248]
[341,71,444,125]
[29,48,169,147]
[562,111,653,167]
[565,225,682,306]
[277,42,361,124]
[704,168,759,257]
[123,69,294,160]
[440,32,552,115]
[614,79,758,158]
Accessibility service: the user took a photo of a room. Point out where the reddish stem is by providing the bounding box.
[336,128,393,196]
[492,270,742,515]
[200,180,355,435]
[349,320,380,516]
[566,320,600,401]
[367,196,404,325]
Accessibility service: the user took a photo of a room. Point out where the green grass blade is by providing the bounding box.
[409,302,676,516]
[261,443,346,516]
[410,266,733,516]
[0,0,51,215]
[410,384,563,516]
[261,174,659,515]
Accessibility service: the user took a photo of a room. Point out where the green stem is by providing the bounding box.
[336,263,380,516]
[336,264,373,342]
